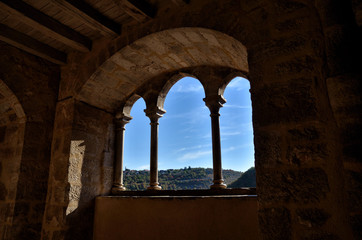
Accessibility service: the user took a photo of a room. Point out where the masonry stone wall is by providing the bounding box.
[0,0,361,240]
[0,42,59,240]
[0,80,25,239]
[55,1,359,239]
[41,99,114,240]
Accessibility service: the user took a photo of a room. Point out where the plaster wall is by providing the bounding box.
[93,196,259,240]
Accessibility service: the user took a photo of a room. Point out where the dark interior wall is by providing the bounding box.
[0,0,360,240]
[55,0,359,239]
[316,0,362,238]
[0,42,60,240]
[0,108,25,239]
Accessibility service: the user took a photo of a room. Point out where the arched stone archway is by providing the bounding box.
[45,1,356,239]
[0,79,26,238]
[76,27,248,112]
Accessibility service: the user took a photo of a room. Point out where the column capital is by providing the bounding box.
[203,95,226,114]
[115,113,132,123]
[144,106,166,123]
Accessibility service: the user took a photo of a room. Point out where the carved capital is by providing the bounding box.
[144,106,166,123]
[115,114,132,131]
[203,95,226,114]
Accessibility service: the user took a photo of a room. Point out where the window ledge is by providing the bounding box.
[111,187,256,197]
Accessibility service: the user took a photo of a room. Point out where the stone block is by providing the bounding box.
[252,83,317,126]
[287,126,321,141]
[258,168,330,203]
[52,230,66,240]
[273,0,308,14]
[259,207,291,240]
[254,130,282,167]
[296,208,330,228]
[286,144,327,166]
[274,55,320,77]
[301,233,340,240]
[251,35,308,63]
[344,170,362,212]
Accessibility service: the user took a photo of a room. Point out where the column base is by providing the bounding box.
[147,184,162,190]
[210,180,227,189]
[111,184,126,194]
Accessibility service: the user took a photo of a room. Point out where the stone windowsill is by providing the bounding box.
[111,187,257,197]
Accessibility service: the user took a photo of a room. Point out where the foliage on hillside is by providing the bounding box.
[123,167,242,190]
[228,167,256,188]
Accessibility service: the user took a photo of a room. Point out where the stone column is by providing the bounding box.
[145,107,165,190]
[112,115,131,193]
[204,95,227,189]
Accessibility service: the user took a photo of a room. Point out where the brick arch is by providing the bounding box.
[76,27,248,112]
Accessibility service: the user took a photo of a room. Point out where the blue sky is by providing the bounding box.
[123,77,254,172]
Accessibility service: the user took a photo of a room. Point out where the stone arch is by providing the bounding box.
[217,71,249,99]
[0,79,26,236]
[77,27,248,112]
[0,80,26,125]
[156,72,203,110]
[116,93,143,119]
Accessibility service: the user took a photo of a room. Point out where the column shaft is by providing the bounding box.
[112,118,128,193]
[148,121,161,190]
[204,95,227,189]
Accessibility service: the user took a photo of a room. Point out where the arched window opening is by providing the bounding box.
[158,77,213,190]
[220,77,255,188]
[123,98,150,190]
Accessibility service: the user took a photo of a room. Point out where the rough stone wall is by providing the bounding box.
[41,99,114,240]
[246,1,353,239]
[0,80,25,239]
[316,0,362,239]
[53,0,359,239]
[0,42,59,240]
[0,0,359,239]
[0,121,25,239]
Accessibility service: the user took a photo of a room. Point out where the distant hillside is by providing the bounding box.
[228,167,256,188]
[123,167,242,190]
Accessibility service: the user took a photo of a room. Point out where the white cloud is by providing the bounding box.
[175,144,211,153]
[222,131,242,136]
[173,84,203,93]
[223,104,251,109]
[177,150,212,162]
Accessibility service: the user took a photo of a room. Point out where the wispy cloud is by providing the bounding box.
[173,84,203,93]
[227,77,250,91]
[222,131,242,136]
[135,164,150,170]
[177,150,212,162]
[223,104,250,109]
[175,144,211,153]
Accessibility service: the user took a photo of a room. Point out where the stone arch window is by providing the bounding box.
[123,97,150,190]
[158,76,211,181]
[103,28,250,193]
[112,70,255,192]
[220,76,254,174]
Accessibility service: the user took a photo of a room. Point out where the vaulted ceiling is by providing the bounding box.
[0,0,189,65]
